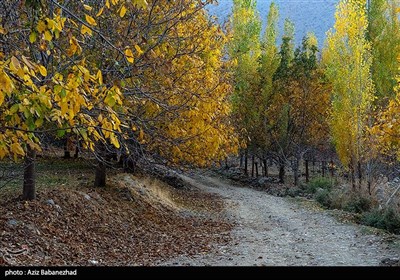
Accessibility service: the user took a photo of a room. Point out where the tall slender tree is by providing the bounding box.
[229,0,262,172]
[323,0,375,189]
[368,0,400,104]
[255,2,280,161]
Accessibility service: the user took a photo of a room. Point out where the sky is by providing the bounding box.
[207,0,340,48]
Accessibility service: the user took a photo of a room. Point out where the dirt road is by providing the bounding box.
[159,173,399,266]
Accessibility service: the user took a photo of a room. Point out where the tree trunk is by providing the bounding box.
[94,161,106,187]
[366,161,372,195]
[239,151,243,168]
[74,141,79,158]
[263,159,268,177]
[330,159,334,177]
[251,155,255,177]
[255,162,259,177]
[367,180,372,195]
[279,160,285,184]
[63,137,71,159]
[293,157,299,186]
[357,161,362,190]
[225,157,228,169]
[349,161,356,190]
[23,147,36,200]
[244,150,248,176]
[322,161,326,177]
[305,160,309,183]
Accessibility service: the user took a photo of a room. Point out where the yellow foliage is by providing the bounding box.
[323,0,374,169]
[124,48,134,63]
[81,25,93,36]
[120,5,127,18]
[85,14,97,26]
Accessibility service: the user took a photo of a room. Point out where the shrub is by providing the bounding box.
[361,208,400,234]
[344,195,372,213]
[286,187,302,197]
[329,189,347,210]
[307,177,332,194]
[315,188,332,208]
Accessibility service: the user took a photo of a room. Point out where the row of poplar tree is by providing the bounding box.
[229,0,400,191]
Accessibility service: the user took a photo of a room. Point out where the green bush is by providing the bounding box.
[315,188,332,208]
[344,195,372,213]
[361,208,400,234]
[306,177,332,194]
[286,187,302,197]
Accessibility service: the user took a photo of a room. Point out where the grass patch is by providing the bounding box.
[0,158,96,199]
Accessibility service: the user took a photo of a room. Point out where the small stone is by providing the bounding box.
[45,199,55,205]
[84,194,91,200]
[88,259,98,265]
[89,192,101,200]
[7,219,17,226]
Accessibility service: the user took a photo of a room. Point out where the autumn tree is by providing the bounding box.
[266,31,330,185]
[228,0,262,173]
[1,0,238,198]
[286,34,330,185]
[125,0,238,168]
[0,0,139,197]
[368,0,400,104]
[255,2,280,169]
[371,56,400,157]
[267,18,296,183]
[323,0,375,189]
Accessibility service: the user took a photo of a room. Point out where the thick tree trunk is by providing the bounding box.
[94,161,106,187]
[279,160,285,184]
[244,150,248,176]
[239,151,243,168]
[305,160,309,183]
[23,147,36,200]
[330,159,334,177]
[321,161,326,177]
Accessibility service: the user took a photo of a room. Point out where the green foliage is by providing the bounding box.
[315,188,332,208]
[323,0,375,171]
[306,176,332,194]
[361,208,400,234]
[343,194,372,213]
[368,0,400,102]
[229,0,262,145]
[274,19,295,81]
